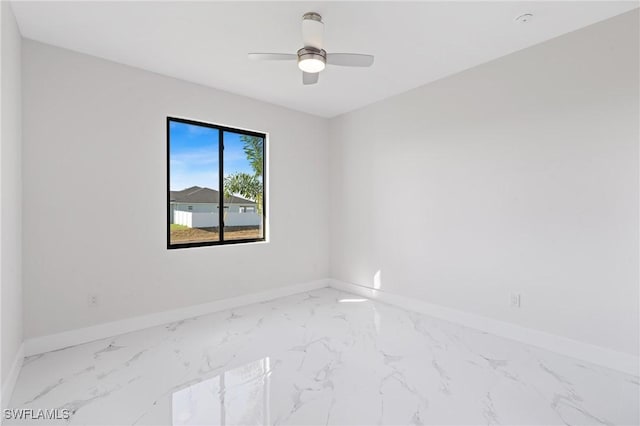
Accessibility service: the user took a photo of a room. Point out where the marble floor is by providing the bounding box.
[8,288,639,425]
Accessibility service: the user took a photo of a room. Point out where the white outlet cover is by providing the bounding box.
[510,293,521,308]
[88,295,98,306]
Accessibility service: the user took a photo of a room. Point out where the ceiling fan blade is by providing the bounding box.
[302,12,324,49]
[326,53,374,67]
[303,71,319,85]
[248,53,297,61]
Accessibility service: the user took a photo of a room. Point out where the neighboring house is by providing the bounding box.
[170,186,259,228]
[170,186,256,214]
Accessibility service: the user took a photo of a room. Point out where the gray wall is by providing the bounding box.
[1,1,23,400]
[329,11,639,356]
[22,41,329,338]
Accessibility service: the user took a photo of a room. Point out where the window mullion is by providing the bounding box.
[219,130,225,242]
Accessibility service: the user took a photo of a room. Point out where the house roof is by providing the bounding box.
[170,186,255,205]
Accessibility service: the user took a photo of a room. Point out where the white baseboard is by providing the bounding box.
[22,277,639,377]
[329,279,639,376]
[1,343,24,410]
[24,279,329,357]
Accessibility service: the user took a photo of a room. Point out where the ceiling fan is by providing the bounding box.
[248,12,374,85]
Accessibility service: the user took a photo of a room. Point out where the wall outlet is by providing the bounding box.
[88,294,99,307]
[509,293,521,308]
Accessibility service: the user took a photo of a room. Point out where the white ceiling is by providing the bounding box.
[11,1,639,118]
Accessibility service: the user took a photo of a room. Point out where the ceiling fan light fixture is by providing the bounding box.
[298,57,325,73]
[297,47,326,73]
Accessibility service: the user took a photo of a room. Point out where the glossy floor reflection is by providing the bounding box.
[8,288,639,425]
[172,357,271,425]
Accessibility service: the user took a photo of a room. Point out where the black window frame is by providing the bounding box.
[167,117,267,249]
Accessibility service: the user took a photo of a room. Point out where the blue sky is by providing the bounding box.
[169,121,258,191]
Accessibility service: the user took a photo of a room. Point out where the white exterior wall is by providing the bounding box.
[173,202,255,214]
[173,210,261,228]
[173,210,193,228]
[174,203,216,213]
[192,212,216,228]
[224,212,261,227]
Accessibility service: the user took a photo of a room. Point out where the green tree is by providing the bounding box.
[241,135,263,178]
[223,135,264,214]
[223,172,262,209]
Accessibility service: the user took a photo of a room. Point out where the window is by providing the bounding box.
[167,117,266,249]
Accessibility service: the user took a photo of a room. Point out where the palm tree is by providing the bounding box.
[223,172,262,211]
[241,135,263,179]
[223,135,264,233]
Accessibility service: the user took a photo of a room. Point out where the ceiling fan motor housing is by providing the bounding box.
[297,47,326,62]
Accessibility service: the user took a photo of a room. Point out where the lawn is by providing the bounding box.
[170,225,261,244]
[170,224,190,231]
